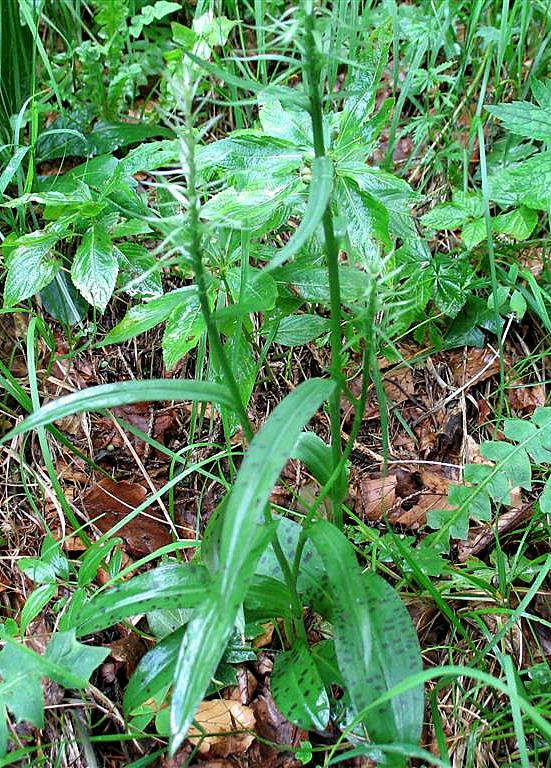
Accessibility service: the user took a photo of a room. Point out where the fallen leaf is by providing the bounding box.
[383,366,415,404]
[449,347,501,387]
[188,699,256,758]
[82,477,173,556]
[249,686,306,768]
[108,634,147,677]
[507,382,545,414]
[355,474,397,521]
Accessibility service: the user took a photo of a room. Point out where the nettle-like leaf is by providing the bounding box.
[0,631,108,756]
[428,408,551,547]
[486,100,551,142]
[3,231,61,307]
[71,223,119,311]
[488,150,551,211]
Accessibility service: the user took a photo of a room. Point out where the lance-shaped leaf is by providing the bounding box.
[271,641,330,731]
[265,157,333,272]
[75,564,210,636]
[169,378,334,755]
[0,379,235,442]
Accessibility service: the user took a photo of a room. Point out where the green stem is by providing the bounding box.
[304,7,344,527]
[182,124,254,444]
[180,88,304,638]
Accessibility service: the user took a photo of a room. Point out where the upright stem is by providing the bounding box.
[304,8,344,526]
[183,124,254,444]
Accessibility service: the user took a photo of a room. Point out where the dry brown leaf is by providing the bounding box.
[507,382,545,414]
[383,366,415,404]
[82,477,172,556]
[188,700,256,758]
[250,687,306,768]
[355,474,397,521]
[449,347,501,387]
[253,622,275,649]
[108,634,147,677]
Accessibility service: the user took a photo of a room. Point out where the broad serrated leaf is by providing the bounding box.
[492,206,538,241]
[75,564,210,636]
[432,254,474,316]
[489,151,551,210]
[116,243,163,298]
[3,231,61,307]
[162,295,205,369]
[169,379,334,754]
[0,379,235,442]
[271,314,330,346]
[271,642,330,731]
[486,101,551,142]
[71,224,118,311]
[197,132,303,184]
[337,177,390,267]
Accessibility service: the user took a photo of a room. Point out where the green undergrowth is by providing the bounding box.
[1,1,551,766]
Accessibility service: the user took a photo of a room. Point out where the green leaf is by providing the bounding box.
[116,243,163,298]
[0,146,30,195]
[87,121,173,155]
[461,217,486,250]
[197,133,303,185]
[3,231,61,307]
[271,642,330,731]
[71,224,118,311]
[258,99,312,147]
[103,287,198,346]
[162,295,205,370]
[272,314,330,346]
[306,521,373,729]
[169,379,334,754]
[486,101,551,142]
[75,563,210,636]
[337,177,391,267]
[493,206,538,241]
[489,151,551,210]
[432,254,474,316]
[361,571,424,745]
[0,632,107,756]
[264,157,333,272]
[125,627,184,714]
[0,379,236,442]
[44,630,109,688]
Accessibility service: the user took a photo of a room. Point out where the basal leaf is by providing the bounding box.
[306,521,373,729]
[169,379,334,754]
[75,564,210,636]
[124,627,184,714]
[271,641,330,731]
[0,379,235,441]
[361,571,424,745]
[71,223,118,311]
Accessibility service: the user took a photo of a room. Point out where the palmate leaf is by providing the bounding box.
[169,378,334,754]
[428,407,551,547]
